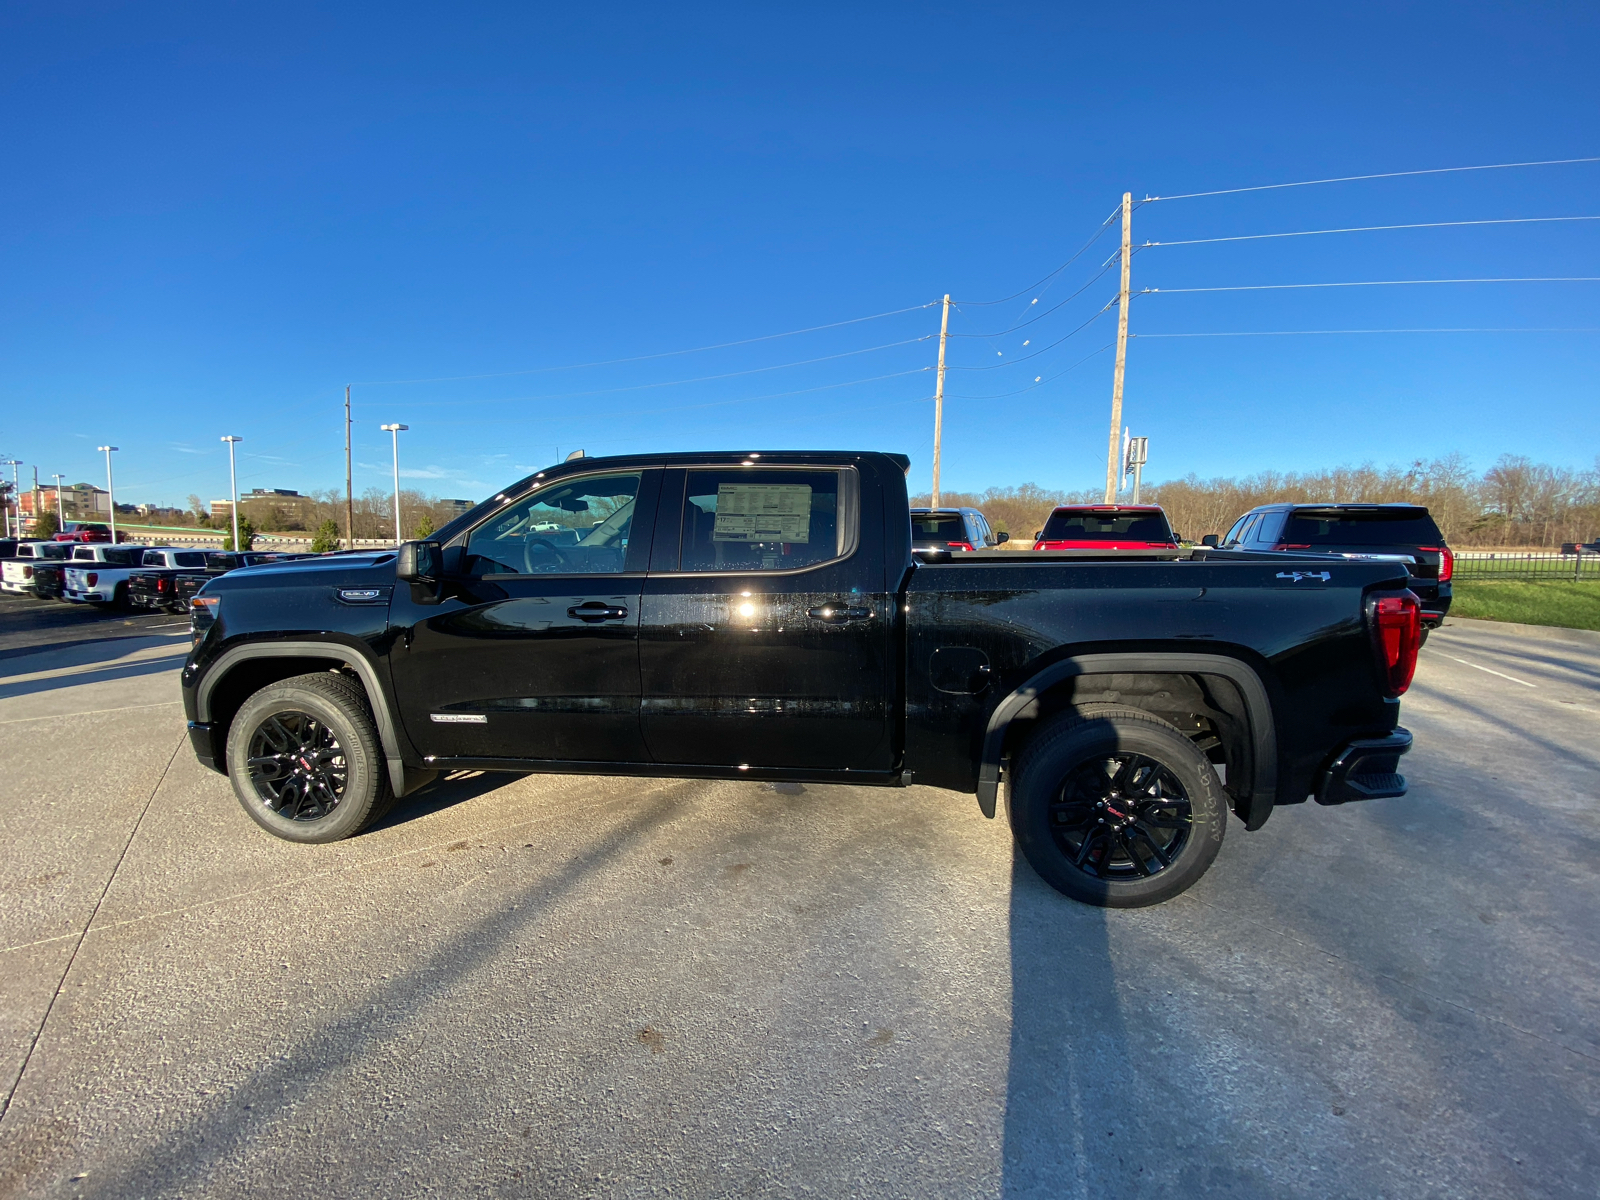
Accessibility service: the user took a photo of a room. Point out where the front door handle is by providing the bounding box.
[807,603,873,624]
[568,603,629,622]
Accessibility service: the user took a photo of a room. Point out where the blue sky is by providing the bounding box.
[1,2,1597,509]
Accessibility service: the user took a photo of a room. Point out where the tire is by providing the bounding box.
[225,671,395,843]
[1006,705,1227,908]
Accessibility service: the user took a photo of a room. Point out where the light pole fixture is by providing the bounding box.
[0,460,19,538]
[380,424,409,545]
[221,436,243,552]
[7,461,19,538]
[52,473,66,530]
[95,447,119,541]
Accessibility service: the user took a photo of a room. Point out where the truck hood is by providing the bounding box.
[204,551,397,590]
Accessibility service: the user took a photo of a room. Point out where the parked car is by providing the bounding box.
[1,539,77,595]
[183,449,1419,910]
[910,507,1008,555]
[127,548,216,612]
[1203,503,1452,628]
[0,538,17,559]
[1033,504,1180,551]
[53,522,122,543]
[60,544,153,606]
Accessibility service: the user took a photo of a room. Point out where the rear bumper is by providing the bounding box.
[1315,728,1412,805]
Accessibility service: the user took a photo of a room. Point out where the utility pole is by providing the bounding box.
[31,467,39,535]
[345,385,355,550]
[930,293,951,508]
[1104,192,1133,504]
[221,436,243,552]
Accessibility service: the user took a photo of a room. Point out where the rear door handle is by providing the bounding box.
[807,603,873,624]
[568,603,629,621]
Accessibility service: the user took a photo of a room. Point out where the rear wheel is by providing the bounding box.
[225,672,394,843]
[1007,705,1227,907]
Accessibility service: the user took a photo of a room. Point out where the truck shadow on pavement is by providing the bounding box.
[369,767,529,831]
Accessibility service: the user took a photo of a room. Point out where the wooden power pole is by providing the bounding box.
[344,385,355,550]
[1103,192,1133,504]
[930,293,951,508]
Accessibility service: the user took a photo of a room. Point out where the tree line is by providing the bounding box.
[168,488,472,541]
[915,454,1600,549]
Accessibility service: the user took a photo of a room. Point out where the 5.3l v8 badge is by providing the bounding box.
[1276,570,1332,583]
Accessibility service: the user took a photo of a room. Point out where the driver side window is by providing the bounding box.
[464,471,642,576]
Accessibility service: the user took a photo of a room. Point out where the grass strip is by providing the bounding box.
[1449,580,1600,631]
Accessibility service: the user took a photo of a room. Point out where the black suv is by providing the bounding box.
[1207,503,1452,628]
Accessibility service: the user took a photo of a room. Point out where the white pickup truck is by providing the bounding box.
[0,540,77,595]
[60,544,155,606]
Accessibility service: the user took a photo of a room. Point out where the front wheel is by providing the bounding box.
[225,672,394,843]
[1007,705,1227,907]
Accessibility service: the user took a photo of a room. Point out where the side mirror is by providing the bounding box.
[396,540,442,582]
[995,531,1010,544]
[1201,534,1220,548]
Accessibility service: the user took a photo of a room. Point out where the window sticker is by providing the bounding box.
[712,483,812,543]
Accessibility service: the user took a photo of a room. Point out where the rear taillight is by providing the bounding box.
[23,566,32,578]
[86,572,99,586]
[157,577,171,592]
[1422,547,1454,582]
[1272,543,1311,550]
[948,541,975,552]
[1367,590,1421,697]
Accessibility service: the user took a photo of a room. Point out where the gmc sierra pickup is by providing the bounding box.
[182,451,1419,907]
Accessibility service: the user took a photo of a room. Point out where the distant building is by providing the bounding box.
[440,498,475,517]
[20,483,110,519]
[236,488,318,529]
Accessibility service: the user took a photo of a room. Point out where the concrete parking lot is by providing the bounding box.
[0,618,1596,1199]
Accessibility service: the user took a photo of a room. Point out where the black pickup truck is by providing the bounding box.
[182,451,1420,907]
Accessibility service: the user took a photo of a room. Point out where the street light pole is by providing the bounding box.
[0,461,19,538]
[52,474,66,531]
[221,436,243,552]
[380,424,409,545]
[95,447,119,541]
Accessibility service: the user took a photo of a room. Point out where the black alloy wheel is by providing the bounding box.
[1049,752,1193,880]
[1008,705,1226,907]
[225,671,394,842]
[245,711,349,821]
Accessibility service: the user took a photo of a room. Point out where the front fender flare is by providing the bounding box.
[976,651,1278,829]
[195,640,422,798]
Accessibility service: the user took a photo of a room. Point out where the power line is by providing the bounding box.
[350,302,937,386]
[387,337,933,408]
[946,343,1115,400]
[1135,327,1600,338]
[949,258,1121,337]
[1144,156,1600,202]
[957,204,1122,306]
[1145,277,1600,294]
[945,304,1115,371]
[1144,215,1600,248]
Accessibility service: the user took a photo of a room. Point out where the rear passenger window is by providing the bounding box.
[678,469,855,572]
[105,549,137,566]
[176,552,207,567]
[142,551,165,566]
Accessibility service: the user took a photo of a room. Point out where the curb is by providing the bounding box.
[1442,616,1600,647]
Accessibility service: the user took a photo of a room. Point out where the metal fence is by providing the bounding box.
[1454,550,1600,582]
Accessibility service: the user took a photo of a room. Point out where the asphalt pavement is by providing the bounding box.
[0,618,1595,1199]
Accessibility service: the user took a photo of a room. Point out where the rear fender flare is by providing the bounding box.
[195,641,415,797]
[977,651,1278,829]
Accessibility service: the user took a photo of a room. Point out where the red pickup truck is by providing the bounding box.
[1033,504,1180,551]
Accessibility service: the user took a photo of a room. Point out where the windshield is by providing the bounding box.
[1039,510,1175,543]
[1282,508,1444,546]
[911,513,967,543]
